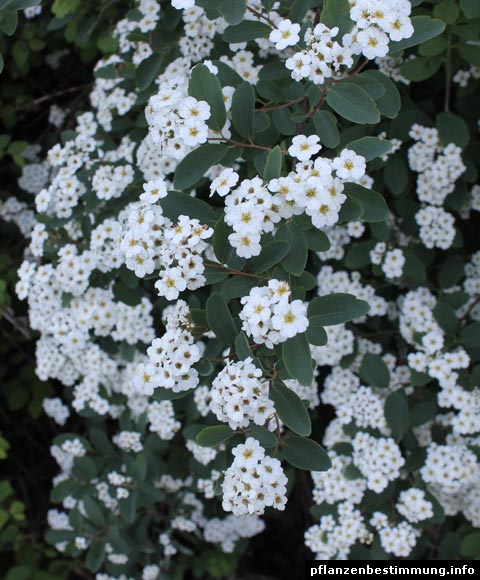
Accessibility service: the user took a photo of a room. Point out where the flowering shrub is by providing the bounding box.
[4,0,480,576]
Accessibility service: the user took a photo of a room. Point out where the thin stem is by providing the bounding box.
[208,136,286,154]
[246,5,275,27]
[14,83,93,112]
[257,98,299,112]
[206,261,269,281]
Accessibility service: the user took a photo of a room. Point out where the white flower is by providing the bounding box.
[333,149,366,180]
[288,135,322,162]
[210,168,239,197]
[269,19,301,50]
[140,178,168,203]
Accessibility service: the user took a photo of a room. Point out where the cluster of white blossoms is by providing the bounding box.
[352,433,405,493]
[209,358,274,430]
[370,512,419,558]
[399,288,477,434]
[408,125,465,206]
[203,515,265,554]
[285,23,354,84]
[222,438,287,516]
[120,199,213,298]
[396,488,434,524]
[18,159,49,194]
[135,300,201,395]
[221,148,365,258]
[407,124,465,250]
[0,197,35,237]
[239,280,308,348]
[280,0,413,83]
[147,400,181,440]
[112,431,143,453]
[415,204,456,250]
[370,243,406,279]
[42,397,70,426]
[311,452,366,506]
[305,501,369,560]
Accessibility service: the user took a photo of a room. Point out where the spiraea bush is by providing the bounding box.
[3,0,480,577]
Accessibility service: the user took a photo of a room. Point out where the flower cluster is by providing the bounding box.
[209,358,274,430]
[222,438,287,516]
[135,300,201,395]
[239,280,308,348]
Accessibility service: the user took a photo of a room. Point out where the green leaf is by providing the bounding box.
[326,82,380,125]
[189,64,227,132]
[347,137,392,162]
[0,9,17,35]
[436,112,470,148]
[5,566,32,580]
[50,479,81,503]
[390,16,446,54]
[251,240,290,273]
[460,0,480,18]
[438,255,464,288]
[458,44,480,67]
[132,454,147,481]
[410,402,437,427]
[119,491,137,523]
[282,436,332,471]
[235,331,253,360]
[263,145,282,181]
[222,20,271,43]
[222,275,259,300]
[399,56,442,81]
[433,302,457,335]
[206,292,238,345]
[218,0,246,25]
[460,533,480,558]
[270,380,311,436]
[303,228,330,252]
[308,293,370,326]
[433,0,460,24]
[152,388,195,401]
[460,322,480,348]
[362,70,401,119]
[113,281,142,306]
[343,182,388,222]
[320,0,353,38]
[83,496,106,527]
[289,0,313,22]
[312,110,340,148]
[306,325,328,346]
[135,54,164,91]
[275,221,308,276]
[86,541,105,573]
[161,190,217,226]
[282,333,314,386]
[212,216,245,269]
[196,425,236,447]
[74,456,97,479]
[173,144,228,190]
[250,425,277,448]
[359,353,390,389]
[231,81,255,139]
[51,0,80,18]
[349,75,386,100]
[384,155,408,195]
[384,391,410,441]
